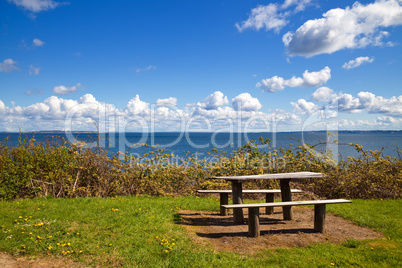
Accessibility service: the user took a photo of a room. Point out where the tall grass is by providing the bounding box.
[0,134,401,200]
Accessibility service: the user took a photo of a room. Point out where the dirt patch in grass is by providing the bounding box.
[178,207,384,254]
[0,252,85,268]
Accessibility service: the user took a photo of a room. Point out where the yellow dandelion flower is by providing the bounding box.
[48,246,53,250]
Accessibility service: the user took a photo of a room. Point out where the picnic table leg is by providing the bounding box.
[219,193,229,216]
[232,181,244,224]
[314,204,326,233]
[280,179,292,220]
[248,207,260,238]
[265,193,274,215]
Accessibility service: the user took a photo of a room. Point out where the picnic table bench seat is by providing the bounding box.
[222,199,352,237]
[197,189,303,216]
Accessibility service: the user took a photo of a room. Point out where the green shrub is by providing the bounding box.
[0,133,401,200]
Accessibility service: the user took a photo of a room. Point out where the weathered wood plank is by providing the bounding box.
[222,199,352,209]
[209,171,325,181]
[197,189,303,194]
[223,199,352,237]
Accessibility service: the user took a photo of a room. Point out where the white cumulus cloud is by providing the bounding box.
[342,56,374,69]
[8,0,61,13]
[236,4,288,33]
[52,83,81,95]
[236,0,312,33]
[291,99,319,115]
[0,100,6,112]
[312,87,335,102]
[156,97,177,107]
[325,91,402,117]
[284,0,402,57]
[257,66,331,92]
[198,91,229,110]
[357,91,402,116]
[0,59,19,73]
[231,93,262,111]
[1,90,400,132]
[33,38,45,47]
[125,95,150,115]
[330,93,362,113]
[282,0,312,11]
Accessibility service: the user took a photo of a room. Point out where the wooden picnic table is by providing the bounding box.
[209,172,326,224]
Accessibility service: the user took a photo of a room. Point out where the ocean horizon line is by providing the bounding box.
[1,130,402,134]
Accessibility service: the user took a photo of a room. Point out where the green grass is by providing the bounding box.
[0,196,400,267]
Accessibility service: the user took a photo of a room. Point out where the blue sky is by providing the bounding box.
[1,0,401,132]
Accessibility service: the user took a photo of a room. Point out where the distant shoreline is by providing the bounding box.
[1,130,401,134]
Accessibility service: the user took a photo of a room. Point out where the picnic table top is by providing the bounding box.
[197,189,303,193]
[209,171,326,181]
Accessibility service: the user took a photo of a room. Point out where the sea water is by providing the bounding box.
[0,131,400,160]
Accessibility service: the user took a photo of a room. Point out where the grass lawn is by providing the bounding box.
[0,196,400,267]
